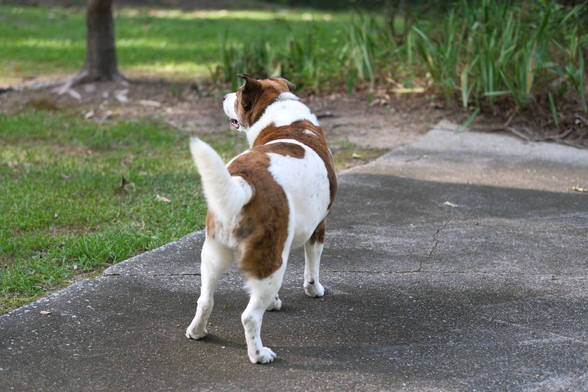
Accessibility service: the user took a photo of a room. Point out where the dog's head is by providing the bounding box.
[223,74,296,131]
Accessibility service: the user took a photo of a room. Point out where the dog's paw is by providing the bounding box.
[250,347,277,364]
[304,280,325,297]
[266,295,282,311]
[185,327,207,340]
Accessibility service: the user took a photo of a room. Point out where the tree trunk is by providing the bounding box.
[66,0,127,87]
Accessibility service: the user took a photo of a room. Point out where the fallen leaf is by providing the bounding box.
[551,275,558,281]
[351,153,362,159]
[369,98,388,107]
[392,87,425,94]
[570,185,588,192]
[39,310,51,315]
[156,194,171,203]
[443,201,458,208]
[139,99,161,107]
[65,89,81,100]
[115,89,129,103]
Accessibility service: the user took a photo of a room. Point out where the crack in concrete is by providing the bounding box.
[414,221,449,273]
[325,221,451,275]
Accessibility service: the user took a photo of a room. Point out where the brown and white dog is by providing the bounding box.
[185,74,337,364]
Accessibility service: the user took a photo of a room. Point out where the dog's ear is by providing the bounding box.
[237,74,262,110]
[285,80,296,92]
[274,76,296,92]
[237,73,255,82]
[284,78,296,92]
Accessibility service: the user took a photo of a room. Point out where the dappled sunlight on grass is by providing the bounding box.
[0,5,347,85]
[126,62,209,80]
[118,7,342,22]
[6,38,82,50]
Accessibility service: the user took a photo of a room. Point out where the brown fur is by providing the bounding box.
[235,75,295,128]
[205,210,218,239]
[228,143,305,279]
[254,121,337,209]
[309,219,327,244]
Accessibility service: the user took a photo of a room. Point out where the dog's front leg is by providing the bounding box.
[186,239,232,340]
[303,239,325,297]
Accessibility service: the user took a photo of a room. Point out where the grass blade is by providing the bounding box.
[457,107,480,133]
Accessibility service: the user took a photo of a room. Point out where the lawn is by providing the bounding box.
[2,3,585,108]
[0,5,349,84]
[0,111,232,312]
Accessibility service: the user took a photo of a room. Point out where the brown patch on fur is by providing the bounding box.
[228,144,303,279]
[254,141,306,159]
[309,219,327,244]
[254,121,337,209]
[205,210,218,239]
[235,74,295,128]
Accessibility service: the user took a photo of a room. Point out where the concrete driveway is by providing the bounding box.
[2,123,587,391]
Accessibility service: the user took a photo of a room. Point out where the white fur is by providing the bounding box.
[266,139,330,248]
[185,239,232,340]
[303,240,325,297]
[189,138,253,224]
[223,93,238,128]
[223,92,318,148]
[187,89,331,365]
[245,94,318,147]
[241,261,288,363]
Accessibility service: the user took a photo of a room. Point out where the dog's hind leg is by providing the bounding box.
[266,291,282,311]
[303,220,326,297]
[186,238,232,340]
[241,263,286,364]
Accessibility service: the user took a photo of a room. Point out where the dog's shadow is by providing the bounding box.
[197,332,368,372]
[196,333,244,351]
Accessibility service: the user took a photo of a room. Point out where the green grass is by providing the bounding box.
[0,6,348,84]
[341,1,587,115]
[1,1,586,312]
[218,3,588,117]
[3,3,584,116]
[0,111,232,313]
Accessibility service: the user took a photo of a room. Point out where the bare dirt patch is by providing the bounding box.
[2,76,585,175]
[0,78,453,170]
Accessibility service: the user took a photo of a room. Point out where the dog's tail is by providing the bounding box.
[189,137,253,222]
